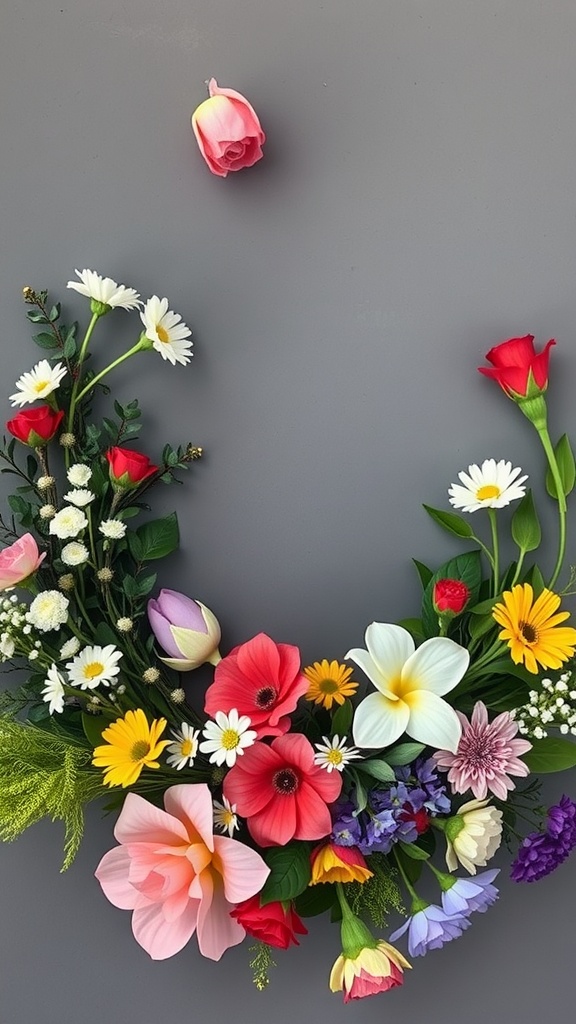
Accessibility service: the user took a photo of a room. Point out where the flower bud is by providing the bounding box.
[433,579,470,617]
[148,589,222,671]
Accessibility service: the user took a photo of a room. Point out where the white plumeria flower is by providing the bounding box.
[199,708,257,767]
[59,636,80,659]
[67,464,92,487]
[67,269,141,311]
[166,722,200,770]
[60,542,90,567]
[63,489,95,508]
[445,798,503,875]
[448,459,528,513]
[314,734,361,773]
[49,506,88,539]
[98,519,127,540]
[9,360,67,407]
[348,623,469,753]
[140,295,193,366]
[41,663,66,715]
[213,796,239,837]
[66,643,123,690]
[26,591,69,633]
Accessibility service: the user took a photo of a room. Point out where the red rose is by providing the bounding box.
[433,578,470,616]
[230,896,307,949]
[6,406,64,447]
[478,334,555,399]
[106,446,158,489]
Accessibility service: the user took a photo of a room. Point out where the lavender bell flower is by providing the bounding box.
[441,869,500,916]
[389,903,470,957]
[148,589,221,671]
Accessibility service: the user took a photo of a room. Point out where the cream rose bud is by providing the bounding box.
[147,589,222,671]
[49,507,88,540]
[66,463,92,487]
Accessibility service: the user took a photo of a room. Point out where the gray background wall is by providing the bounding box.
[1,2,576,1021]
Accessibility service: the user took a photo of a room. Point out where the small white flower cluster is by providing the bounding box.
[515,671,576,739]
[0,594,41,661]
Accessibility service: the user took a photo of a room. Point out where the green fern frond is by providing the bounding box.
[248,942,277,991]
[348,853,405,928]
[0,715,107,870]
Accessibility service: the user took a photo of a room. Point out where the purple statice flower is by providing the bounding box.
[389,903,470,957]
[331,805,362,848]
[511,795,576,883]
[395,756,451,816]
[442,869,500,916]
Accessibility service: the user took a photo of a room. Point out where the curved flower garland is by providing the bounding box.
[1,286,576,1002]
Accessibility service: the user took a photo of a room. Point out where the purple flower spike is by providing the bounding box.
[390,904,470,957]
[511,795,576,883]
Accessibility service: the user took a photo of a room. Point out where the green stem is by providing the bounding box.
[74,340,146,406]
[510,548,526,588]
[66,312,100,435]
[487,508,499,597]
[536,425,567,589]
[392,848,419,901]
[469,532,495,572]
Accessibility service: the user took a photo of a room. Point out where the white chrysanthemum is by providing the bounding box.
[448,459,528,514]
[313,734,362,773]
[27,591,69,633]
[213,796,239,837]
[63,489,95,508]
[49,506,88,539]
[41,663,66,715]
[9,360,67,407]
[140,295,193,366]
[67,464,92,487]
[199,708,257,767]
[59,636,81,659]
[66,643,123,690]
[166,722,200,770]
[98,519,127,540]
[67,269,141,310]
[60,541,90,567]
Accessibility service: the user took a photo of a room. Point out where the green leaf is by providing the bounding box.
[331,699,353,737]
[523,737,576,773]
[127,531,144,562]
[398,841,430,861]
[135,573,157,598]
[397,617,425,642]
[413,559,433,589]
[48,303,61,322]
[422,504,474,539]
[384,742,425,766]
[135,512,179,561]
[511,490,541,553]
[468,611,497,640]
[260,843,311,905]
[33,331,59,349]
[421,551,482,637]
[93,621,120,647]
[359,759,396,783]
[525,563,545,597]
[546,434,576,499]
[63,334,77,359]
[351,770,368,816]
[294,883,336,918]
[81,712,108,748]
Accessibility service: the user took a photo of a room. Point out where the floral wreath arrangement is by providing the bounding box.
[2,271,576,1004]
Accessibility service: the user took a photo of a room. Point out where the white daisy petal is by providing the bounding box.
[448,459,528,513]
[402,637,470,696]
[140,295,193,367]
[9,360,67,407]
[352,691,409,749]
[67,269,141,310]
[405,691,462,752]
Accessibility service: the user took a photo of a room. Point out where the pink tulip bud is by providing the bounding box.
[191,78,265,178]
[0,533,46,592]
[148,589,221,671]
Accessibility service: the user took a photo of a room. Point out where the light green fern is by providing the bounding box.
[249,942,277,991]
[348,854,405,928]
[0,714,107,870]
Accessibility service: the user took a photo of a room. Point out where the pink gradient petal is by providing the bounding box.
[164,784,215,852]
[213,835,270,903]
[293,781,334,840]
[249,793,298,847]
[305,764,344,804]
[114,793,189,847]
[131,899,199,960]
[223,768,274,817]
[272,732,315,773]
[196,871,246,961]
[95,847,141,910]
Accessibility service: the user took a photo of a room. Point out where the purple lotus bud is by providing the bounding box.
[148,589,221,671]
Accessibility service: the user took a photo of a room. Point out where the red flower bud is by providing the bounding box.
[229,896,307,949]
[6,405,64,447]
[106,446,158,489]
[433,578,470,616]
[478,334,555,400]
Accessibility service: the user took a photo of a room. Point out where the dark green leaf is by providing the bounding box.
[394,845,423,885]
[422,504,474,539]
[33,331,59,349]
[523,737,576,773]
[468,611,496,641]
[422,551,482,637]
[63,335,77,359]
[127,531,144,562]
[331,699,353,737]
[81,712,108,747]
[294,883,336,918]
[398,841,430,861]
[511,490,541,553]
[135,512,179,561]
[135,573,157,598]
[48,303,61,322]
[385,742,425,766]
[397,617,425,642]
[546,434,576,499]
[413,559,434,589]
[260,843,311,905]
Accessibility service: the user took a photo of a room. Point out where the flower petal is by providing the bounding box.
[162,784,214,852]
[114,792,189,847]
[131,898,199,960]
[248,793,297,846]
[353,692,409,749]
[95,846,141,910]
[213,835,270,904]
[404,691,462,752]
[196,871,246,961]
[402,637,470,696]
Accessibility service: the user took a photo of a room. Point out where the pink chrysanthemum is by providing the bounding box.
[434,701,532,801]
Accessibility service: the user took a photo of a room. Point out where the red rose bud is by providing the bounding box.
[106,446,158,489]
[478,335,554,429]
[6,405,64,447]
[433,579,470,616]
[230,896,307,950]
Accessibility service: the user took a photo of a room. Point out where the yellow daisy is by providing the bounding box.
[303,659,358,710]
[92,708,170,788]
[492,583,576,674]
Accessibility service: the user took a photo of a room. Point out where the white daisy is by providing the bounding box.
[67,269,141,311]
[9,360,67,407]
[213,796,239,837]
[60,542,90,567]
[41,664,66,715]
[313,734,362,773]
[166,722,200,770]
[27,591,69,633]
[49,506,88,539]
[98,519,127,540]
[199,708,257,767]
[66,643,123,690]
[63,489,95,508]
[59,636,80,659]
[140,295,193,366]
[448,459,528,513]
[67,464,92,487]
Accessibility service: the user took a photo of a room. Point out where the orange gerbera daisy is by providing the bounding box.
[304,659,358,710]
[492,583,576,674]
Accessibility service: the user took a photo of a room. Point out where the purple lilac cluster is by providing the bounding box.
[511,795,576,883]
[331,757,451,855]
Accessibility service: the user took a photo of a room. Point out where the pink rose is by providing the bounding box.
[191,78,265,177]
[0,533,45,592]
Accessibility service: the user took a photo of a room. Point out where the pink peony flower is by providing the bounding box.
[204,632,309,739]
[94,784,269,961]
[0,533,45,592]
[191,78,265,178]
[434,701,532,801]
[223,733,342,847]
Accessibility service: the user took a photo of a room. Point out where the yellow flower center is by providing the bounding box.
[221,728,241,750]
[131,739,151,761]
[319,678,339,694]
[326,749,344,765]
[33,380,50,393]
[181,738,193,756]
[221,809,235,826]
[156,325,170,343]
[476,484,500,501]
[83,661,104,679]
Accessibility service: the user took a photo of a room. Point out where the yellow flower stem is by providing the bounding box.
[487,508,500,597]
[536,424,567,589]
[74,339,147,406]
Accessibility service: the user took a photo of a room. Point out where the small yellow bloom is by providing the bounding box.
[310,842,373,885]
[92,708,170,788]
[304,659,358,710]
[492,583,576,674]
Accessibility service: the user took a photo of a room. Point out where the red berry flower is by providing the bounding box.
[6,406,64,447]
[106,446,158,489]
[478,334,555,399]
[433,578,470,616]
[230,897,307,949]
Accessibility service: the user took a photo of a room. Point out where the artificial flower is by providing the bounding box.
[231,897,308,950]
[433,578,470,616]
[440,869,500,916]
[139,296,192,366]
[9,360,67,407]
[48,506,88,540]
[213,796,239,837]
[166,722,200,770]
[67,268,141,312]
[348,622,469,752]
[62,489,95,507]
[444,798,503,874]
[511,796,576,882]
[492,583,576,674]
[60,542,90,567]
[303,659,358,709]
[191,78,265,178]
[390,903,470,957]
[95,784,270,959]
[26,590,69,632]
[310,842,373,885]
[313,734,361,773]
[330,941,410,1002]
[6,405,64,447]
[59,636,80,659]
[66,463,92,487]
[204,632,309,739]
[66,643,123,690]
[223,733,342,847]
[92,708,169,787]
[448,459,527,513]
[0,533,45,591]
[199,708,257,767]
[98,519,127,540]
[434,701,532,801]
[41,663,66,715]
[106,446,158,489]
[148,590,221,670]
[478,334,555,400]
